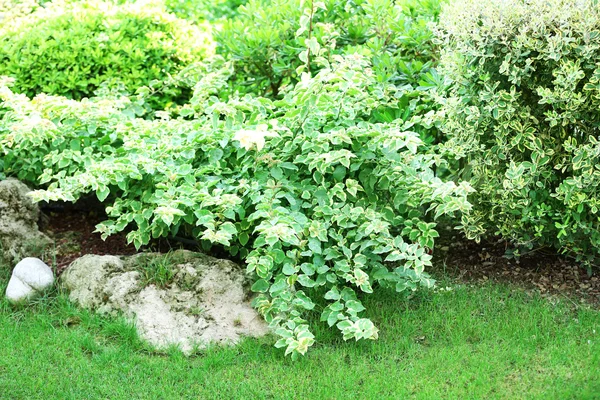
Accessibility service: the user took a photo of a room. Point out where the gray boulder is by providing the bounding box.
[0,179,51,266]
[61,250,269,354]
[5,257,55,303]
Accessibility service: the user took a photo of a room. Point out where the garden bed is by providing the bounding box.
[434,231,600,306]
[42,205,600,307]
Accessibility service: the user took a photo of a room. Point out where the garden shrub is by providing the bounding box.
[163,0,247,21]
[216,0,442,97]
[0,53,472,357]
[0,0,41,24]
[0,0,213,107]
[436,0,600,266]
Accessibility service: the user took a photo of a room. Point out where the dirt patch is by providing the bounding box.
[433,228,600,306]
[44,209,137,273]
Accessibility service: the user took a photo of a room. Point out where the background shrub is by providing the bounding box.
[163,0,246,21]
[0,0,42,24]
[0,0,213,107]
[437,0,600,266]
[216,0,442,97]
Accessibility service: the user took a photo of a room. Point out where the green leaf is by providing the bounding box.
[324,287,341,300]
[220,222,237,235]
[283,263,297,275]
[294,291,315,310]
[269,278,288,294]
[69,139,81,151]
[385,251,404,262]
[238,232,250,246]
[297,274,316,288]
[251,279,270,293]
[308,238,322,254]
[332,165,346,181]
[96,187,110,202]
[271,166,284,180]
[345,300,365,314]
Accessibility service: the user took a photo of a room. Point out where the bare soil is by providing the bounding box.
[433,229,600,306]
[44,209,137,273]
[42,207,600,306]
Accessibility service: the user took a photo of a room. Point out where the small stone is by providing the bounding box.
[5,257,54,303]
[5,276,32,302]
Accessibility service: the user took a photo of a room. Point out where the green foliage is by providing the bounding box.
[0,53,472,357]
[163,0,247,21]
[0,0,41,23]
[136,253,177,288]
[437,0,600,266]
[0,0,213,107]
[216,0,442,97]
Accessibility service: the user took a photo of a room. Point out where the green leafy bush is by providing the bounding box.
[437,0,600,266]
[0,54,472,357]
[216,0,442,97]
[0,0,41,24]
[163,0,247,21]
[0,0,213,106]
[216,0,448,149]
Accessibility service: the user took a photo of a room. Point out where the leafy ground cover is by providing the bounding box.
[0,258,598,399]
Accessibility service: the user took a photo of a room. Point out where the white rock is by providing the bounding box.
[62,251,269,354]
[5,276,34,303]
[5,257,54,303]
[13,257,54,289]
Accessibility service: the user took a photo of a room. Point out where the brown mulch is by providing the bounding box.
[42,206,198,274]
[41,207,600,306]
[44,210,138,274]
[433,229,600,306]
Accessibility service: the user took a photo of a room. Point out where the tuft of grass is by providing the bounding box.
[136,252,177,289]
[188,306,204,317]
[0,263,598,399]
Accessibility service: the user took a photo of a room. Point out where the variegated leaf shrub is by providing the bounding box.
[436,0,600,267]
[0,53,472,357]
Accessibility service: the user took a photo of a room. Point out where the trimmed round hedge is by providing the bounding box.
[0,1,213,105]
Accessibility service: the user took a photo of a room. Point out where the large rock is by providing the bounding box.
[61,250,269,354]
[5,257,55,303]
[0,179,52,265]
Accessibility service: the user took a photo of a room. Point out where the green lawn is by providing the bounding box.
[0,267,598,399]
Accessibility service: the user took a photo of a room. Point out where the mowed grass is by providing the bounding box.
[0,265,598,400]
